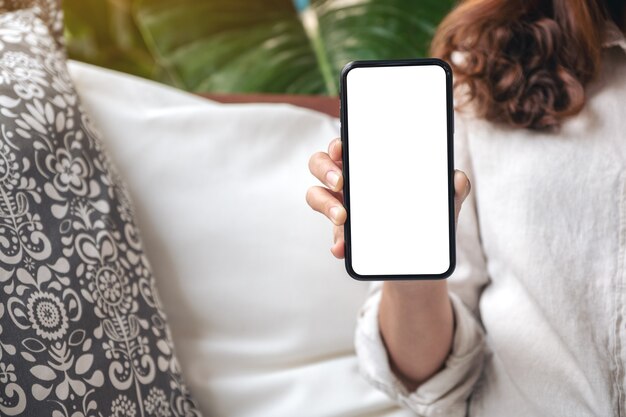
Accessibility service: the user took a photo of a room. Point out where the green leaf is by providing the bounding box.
[63,0,163,81]
[134,0,455,94]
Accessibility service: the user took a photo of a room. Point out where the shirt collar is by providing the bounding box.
[602,20,626,53]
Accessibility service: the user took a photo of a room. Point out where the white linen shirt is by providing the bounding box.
[355,23,626,417]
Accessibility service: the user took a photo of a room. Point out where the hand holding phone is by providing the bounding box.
[307,59,470,280]
[306,141,470,267]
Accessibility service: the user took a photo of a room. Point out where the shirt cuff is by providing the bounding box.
[354,287,487,416]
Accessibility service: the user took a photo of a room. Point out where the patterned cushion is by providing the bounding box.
[0,0,63,47]
[0,8,202,417]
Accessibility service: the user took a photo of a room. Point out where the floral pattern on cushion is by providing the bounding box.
[0,0,64,47]
[0,9,202,417]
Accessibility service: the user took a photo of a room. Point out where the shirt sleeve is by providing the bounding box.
[354,112,490,416]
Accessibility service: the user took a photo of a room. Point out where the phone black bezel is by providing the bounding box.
[340,58,456,281]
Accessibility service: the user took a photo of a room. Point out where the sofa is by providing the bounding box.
[66,60,413,417]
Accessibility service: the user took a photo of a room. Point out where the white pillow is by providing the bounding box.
[68,61,412,417]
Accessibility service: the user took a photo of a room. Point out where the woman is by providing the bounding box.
[306,0,626,415]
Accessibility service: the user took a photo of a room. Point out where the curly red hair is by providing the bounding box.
[431,0,624,130]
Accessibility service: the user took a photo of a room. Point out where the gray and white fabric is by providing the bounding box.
[0,0,64,47]
[0,8,201,417]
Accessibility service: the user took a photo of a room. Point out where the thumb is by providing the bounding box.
[453,170,471,226]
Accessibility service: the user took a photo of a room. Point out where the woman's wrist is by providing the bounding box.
[382,279,449,306]
[379,279,454,389]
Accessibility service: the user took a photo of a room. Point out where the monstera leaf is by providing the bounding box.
[63,0,455,94]
[134,0,455,94]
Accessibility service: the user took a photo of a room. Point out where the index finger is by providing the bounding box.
[328,138,342,163]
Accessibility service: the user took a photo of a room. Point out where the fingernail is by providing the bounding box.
[329,206,341,222]
[326,171,340,188]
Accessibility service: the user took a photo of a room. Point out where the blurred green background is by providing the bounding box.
[63,0,455,95]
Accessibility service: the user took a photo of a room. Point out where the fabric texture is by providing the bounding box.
[0,8,201,417]
[67,60,416,417]
[354,22,626,417]
[0,0,63,47]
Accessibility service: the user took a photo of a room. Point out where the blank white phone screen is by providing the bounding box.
[345,64,451,276]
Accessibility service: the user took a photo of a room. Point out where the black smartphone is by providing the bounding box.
[340,59,456,280]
